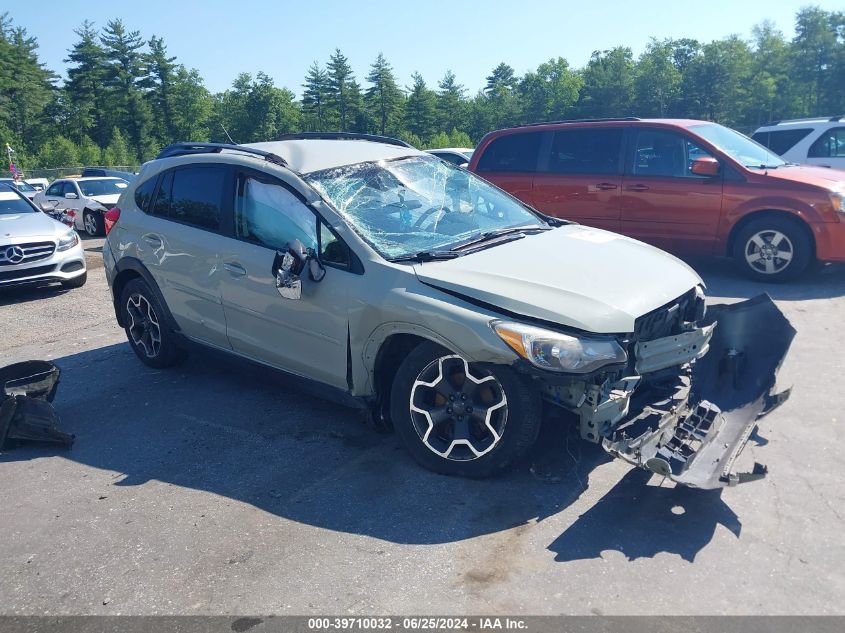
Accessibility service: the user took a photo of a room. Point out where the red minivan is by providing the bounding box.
[469,118,845,281]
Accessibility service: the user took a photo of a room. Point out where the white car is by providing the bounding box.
[0,178,38,200]
[33,177,129,236]
[752,116,845,169]
[25,177,50,192]
[0,185,86,290]
[427,147,474,168]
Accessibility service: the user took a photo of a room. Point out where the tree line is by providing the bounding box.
[1,6,844,171]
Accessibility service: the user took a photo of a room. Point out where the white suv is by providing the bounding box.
[33,177,129,236]
[752,116,845,169]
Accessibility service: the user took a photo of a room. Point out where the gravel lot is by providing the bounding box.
[1,237,844,615]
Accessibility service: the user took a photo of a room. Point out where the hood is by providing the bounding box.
[413,225,702,334]
[0,211,65,241]
[753,164,845,190]
[89,193,120,205]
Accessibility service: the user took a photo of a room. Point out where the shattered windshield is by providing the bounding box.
[304,155,546,259]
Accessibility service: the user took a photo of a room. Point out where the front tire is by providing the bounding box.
[734,216,812,282]
[119,278,185,368]
[390,341,541,478]
[83,210,104,237]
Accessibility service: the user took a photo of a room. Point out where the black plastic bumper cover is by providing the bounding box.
[0,361,73,449]
[603,294,794,489]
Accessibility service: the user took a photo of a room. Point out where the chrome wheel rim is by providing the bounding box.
[84,213,97,235]
[126,293,162,358]
[409,355,508,461]
[744,230,794,275]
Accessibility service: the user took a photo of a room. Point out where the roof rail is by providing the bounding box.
[275,132,412,148]
[762,116,844,126]
[508,117,641,129]
[155,142,289,167]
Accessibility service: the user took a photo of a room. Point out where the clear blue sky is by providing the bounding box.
[9,0,844,96]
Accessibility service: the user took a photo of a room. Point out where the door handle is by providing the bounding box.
[625,184,650,192]
[142,233,163,248]
[223,262,247,277]
[595,182,618,191]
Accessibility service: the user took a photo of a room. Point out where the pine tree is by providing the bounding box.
[64,20,108,146]
[145,35,177,144]
[436,71,466,134]
[326,49,357,131]
[365,53,403,136]
[302,61,330,130]
[405,72,437,142]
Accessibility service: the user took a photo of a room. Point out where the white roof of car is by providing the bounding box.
[428,147,474,153]
[243,139,426,174]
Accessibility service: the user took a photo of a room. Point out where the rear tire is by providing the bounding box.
[119,278,185,368]
[734,216,812,282]
[83,210,104,237]
[390,341,541,478]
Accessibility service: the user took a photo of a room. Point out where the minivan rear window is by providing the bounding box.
[545,128,623,175]
[752,128,813,156]
[476,132,542,173]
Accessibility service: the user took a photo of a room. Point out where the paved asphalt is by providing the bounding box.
[0,235,843,615]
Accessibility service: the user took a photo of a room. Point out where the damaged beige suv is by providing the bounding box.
[102,133,794,488]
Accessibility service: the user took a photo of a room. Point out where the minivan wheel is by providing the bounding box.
[83,210,104,237]
[119,278,185,368]
[390,341,541,478]
[734,217,812,282]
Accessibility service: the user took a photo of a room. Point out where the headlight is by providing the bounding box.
[830,192,845,215]
[56,230,79,251]
[493,321,627,373]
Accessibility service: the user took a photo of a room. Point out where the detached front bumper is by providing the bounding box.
[602,295,794,489]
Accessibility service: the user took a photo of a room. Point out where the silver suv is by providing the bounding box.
[102,135,793,487]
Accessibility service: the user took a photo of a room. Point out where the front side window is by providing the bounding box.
[808,127,845,158]
[475,132,542,173]
[235,174,317,251]
[546,128,622,175]
[632,129,715,178]
[151,166,225,231]
[306,155,546,259]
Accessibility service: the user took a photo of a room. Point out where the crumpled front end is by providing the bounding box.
[602,294,794,489]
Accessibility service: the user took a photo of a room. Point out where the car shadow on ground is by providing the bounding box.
[0,341,740,562]
[0,282,70,306]
[686,257,845,301]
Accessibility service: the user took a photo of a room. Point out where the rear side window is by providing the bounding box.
[808,127,845,158]
[545,128,623,175]
[752,128,813,155]
[476,132,542,173]
[150,166,226,231]
[134,177,157,212]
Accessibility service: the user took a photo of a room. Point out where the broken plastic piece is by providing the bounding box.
[0,361,73,450]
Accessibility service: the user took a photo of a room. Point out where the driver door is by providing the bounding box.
[219,170,358,390]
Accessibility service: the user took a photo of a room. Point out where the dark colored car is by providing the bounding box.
[469,118,845,281]
[81,167,136,182]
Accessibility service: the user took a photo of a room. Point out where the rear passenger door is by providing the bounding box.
[620,128,723,255]
[139,164,234,350]
[531,127,624,231]
[473,132,543,207]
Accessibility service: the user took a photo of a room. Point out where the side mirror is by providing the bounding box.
[272,239,326,300]
[690,156,720,177]
[64,192,78,199]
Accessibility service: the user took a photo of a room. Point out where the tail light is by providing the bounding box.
[104,207,120,235]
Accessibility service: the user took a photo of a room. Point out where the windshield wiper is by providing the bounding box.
[388,250,463,263]
[450,226,550,252]
[745,163,782,169]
